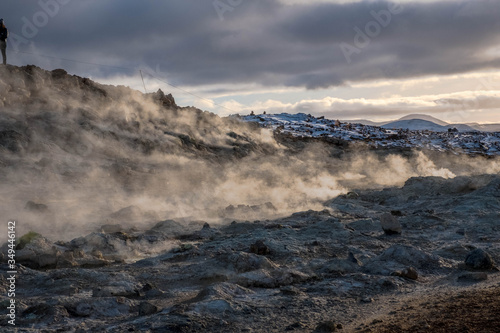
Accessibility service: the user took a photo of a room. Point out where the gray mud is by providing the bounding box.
[1,175,499,332]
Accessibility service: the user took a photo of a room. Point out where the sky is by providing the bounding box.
[2,0,500,123]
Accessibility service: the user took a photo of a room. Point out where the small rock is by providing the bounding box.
[138,301,158,316]
[51,68,68,78]
[392,267,418,280]
[286,322,307,330]
[346,192,359,199]
[390,210,403,216]
[416,320,431,330]
[74,302,92,317]
[465,248,495,270]
[141,283,155,292]
[91,249,104,259]
[197,222,219,239]
[249,240,270,255]
[172,243,194,253]
[93,285,138,298]
[377,278,398,291]
[348,252,361,265]
[380,213,402,235]
[314,320,342,332]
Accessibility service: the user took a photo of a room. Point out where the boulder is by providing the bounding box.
[380,213,402,235]
[15,234,63,269]
[138,301,158,316]
[153,89,177,109]
[16,231,42,250]
[465,248,495,270]
[196,222,220,239]
[249,240,271,255]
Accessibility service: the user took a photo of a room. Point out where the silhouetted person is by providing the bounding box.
[0,19,8,65]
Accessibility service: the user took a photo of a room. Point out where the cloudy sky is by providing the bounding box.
[3,0,500,123]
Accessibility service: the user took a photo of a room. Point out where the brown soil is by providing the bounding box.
[356,285,500,333]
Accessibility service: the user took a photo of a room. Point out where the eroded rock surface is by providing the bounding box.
[1,175,500,332]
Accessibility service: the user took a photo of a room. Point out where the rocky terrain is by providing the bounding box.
[242,113,500,156]
[1,175,499,332]
[1,65,499,332]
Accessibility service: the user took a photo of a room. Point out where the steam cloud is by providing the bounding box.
[1,65,499,242]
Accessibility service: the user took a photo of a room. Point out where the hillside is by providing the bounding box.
[0,65,274,160]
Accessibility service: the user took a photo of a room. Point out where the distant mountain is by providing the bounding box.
[382,119,478,132]
[344,114,497,132]
[341,119,381,126]
[397,114,449,126]
[382,119,449,132]
[342,114,449,127]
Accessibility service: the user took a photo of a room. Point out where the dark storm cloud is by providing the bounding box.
[3,0,500,89]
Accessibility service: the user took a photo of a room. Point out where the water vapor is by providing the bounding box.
[1,65,499,242]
